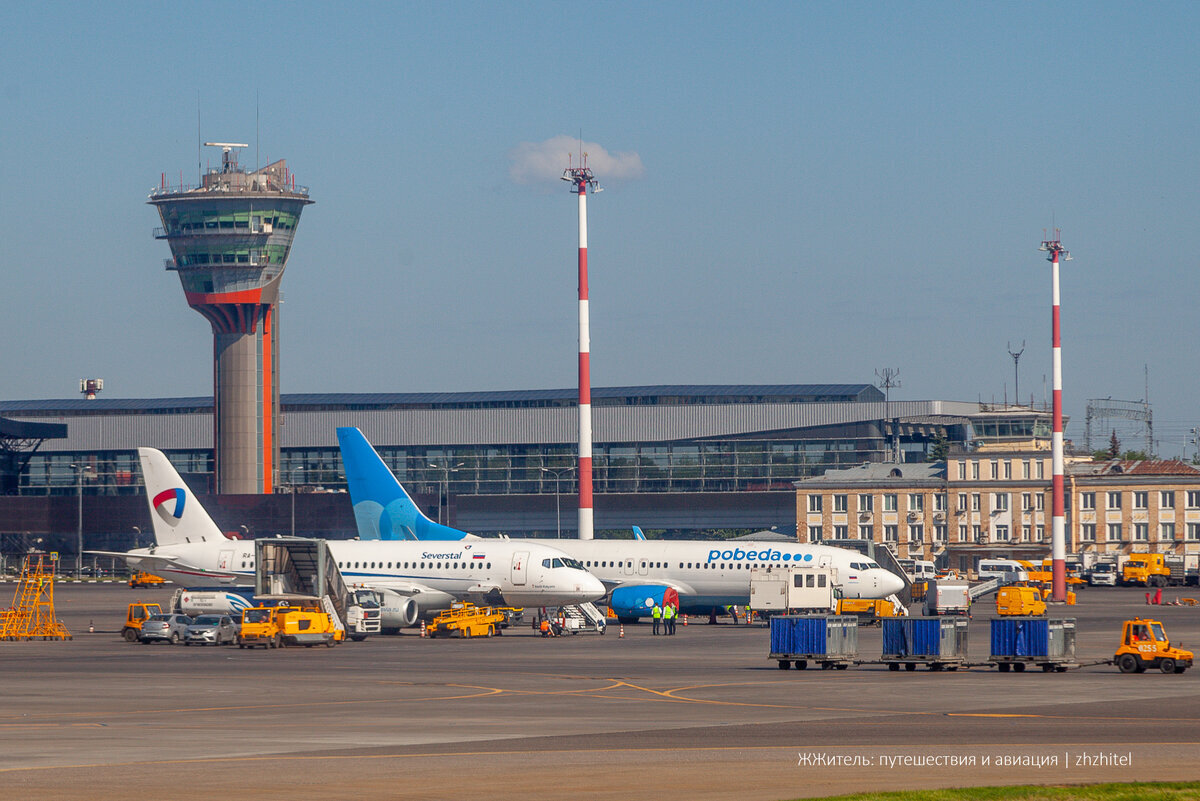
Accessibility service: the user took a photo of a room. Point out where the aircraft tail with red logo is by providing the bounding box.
[138,447,226,546]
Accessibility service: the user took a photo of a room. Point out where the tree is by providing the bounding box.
[1107,431,1121,460]
[926,433,949,462]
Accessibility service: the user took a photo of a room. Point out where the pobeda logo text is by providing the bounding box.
[705,549,814,564]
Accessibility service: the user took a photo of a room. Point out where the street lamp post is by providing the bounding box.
[428,462,465,526]
[290,466,304,537]
[540,466,576,539]
[69,463,83,579]
[132,526,141,549]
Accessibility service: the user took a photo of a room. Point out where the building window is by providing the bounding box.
[1107,523,1123,541]
[990,461,999,480]
[833,524,848,539]
[933,525,947,543]
[1188,523,1200,541]
[971,462,980,480]
[1021,492,1032,511]
[1036,461,1045,479]
[1161,522,1176,541]
[957,492,968,512]
[1003,461,1012,480]
[1021,526,1031,542]
[1021,460,1030,479]
[1035,494,1044,511]
[808,495,822,513]
[833,494,848,512]
[808,525,823,541]
[883,525,898,542]
[908,524,924,542]
[1080,492,1095,511]
[858,494,873,512]
[1036,525,1045,541]
[972,525,982,542]
[993,493,1009,511]
[1161,491,1175,509]
[1080,523,1096,542]
[971,493,981,512]
[958,524,969,542]
[994,525,1010,542]
[934,493,947,512]
[1133,523,1149,542]
[1107,492,1122,510]
[1133,491,1148,510]
[883,494,897,512]
[858,524,873,540]
[957,462,966,480]
[908,494,924,512]
[1188,491,1200,509]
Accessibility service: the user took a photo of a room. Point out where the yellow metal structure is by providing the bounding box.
[427,602,505,638]
[122,602,164,642]
[836,598,899,626]
[2,555,72,641]
[1115,618,1192,674]
[995,585,1046,616]
[129,572,166,589]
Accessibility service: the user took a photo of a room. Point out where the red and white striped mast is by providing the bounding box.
[1039,232,1070,602]
[563,155,600,539]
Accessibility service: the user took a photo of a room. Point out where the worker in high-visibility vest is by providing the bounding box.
[651,602,662,635]
[665,602,676,635]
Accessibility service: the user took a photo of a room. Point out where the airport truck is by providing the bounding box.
[121,602,163,642]
[749,567,839,616]
[1115,618,1192,674]
[1121,553,1171,587]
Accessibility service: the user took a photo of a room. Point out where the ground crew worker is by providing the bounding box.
[665,602,676,635]
[651,602,662,635]
[540,617,551,637]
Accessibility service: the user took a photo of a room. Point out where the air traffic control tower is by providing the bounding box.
[149,143,313,494]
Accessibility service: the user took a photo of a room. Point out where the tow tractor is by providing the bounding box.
[122,602,163,642]
[427,602,506,638]
[1115,618,1192,674]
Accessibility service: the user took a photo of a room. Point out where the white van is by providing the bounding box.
[977,558,1028,582]
[911,560,936,580]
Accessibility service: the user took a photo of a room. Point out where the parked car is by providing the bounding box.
[184,614,238,646]
[139,613,193,644]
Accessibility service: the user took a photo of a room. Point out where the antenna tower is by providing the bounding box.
[1038,231,1071,602]
[875,368,902,463]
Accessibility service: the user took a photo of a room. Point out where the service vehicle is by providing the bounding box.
[977,559,1028,583]
[750,566,839,616]
[426,602,506,638]
[121,602,163,642]
[995,585,1046,616]
[1115,618,1192,674]
[128,571,166,589]
[836,597,902,625]
[345,588,383,641]
[1088,562,1117,586]
[923,580,970,616]
[239,600,342,648]
[1121,553,1171,587]
[139,613,193,644]
[184,614,238,646]
[238,606,282,649]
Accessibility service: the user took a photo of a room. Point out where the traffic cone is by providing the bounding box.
[420,620,427,638]
[619,624,624,639]
[1145,592,1152,605]
[682,614,688,627]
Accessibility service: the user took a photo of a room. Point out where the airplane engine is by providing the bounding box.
[609,585,680,623]
[375,590,423,632]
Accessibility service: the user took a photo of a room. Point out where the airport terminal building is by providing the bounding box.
[0,384,980,547]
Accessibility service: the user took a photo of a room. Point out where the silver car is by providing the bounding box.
[139,613,193,644]
[184,614,238,646]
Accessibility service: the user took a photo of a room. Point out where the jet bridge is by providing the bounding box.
[254,538,350,624]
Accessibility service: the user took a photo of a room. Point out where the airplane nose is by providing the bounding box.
[885,572,906,596]
[582,573,606,601]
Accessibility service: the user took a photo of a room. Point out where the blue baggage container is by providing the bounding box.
[882,617,968,660]
[989,617,1075,662]
[769,615,857,658]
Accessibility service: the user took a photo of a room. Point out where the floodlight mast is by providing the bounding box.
[1039,232,1071,603]
[563,155,600,540]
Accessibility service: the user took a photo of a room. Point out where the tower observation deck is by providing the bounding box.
[149,143,313,494]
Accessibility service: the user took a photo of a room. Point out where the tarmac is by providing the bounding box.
[2,583,1199,800]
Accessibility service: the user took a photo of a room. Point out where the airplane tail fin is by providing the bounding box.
[138,448,225,546]
[337,427,468,541]
[632,525,647,541]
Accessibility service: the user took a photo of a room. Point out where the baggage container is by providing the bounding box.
[881,616,968,671]
[769,615,858,670]
[988,617,1076,672]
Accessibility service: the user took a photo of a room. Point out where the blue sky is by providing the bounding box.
[3,2,1198,455]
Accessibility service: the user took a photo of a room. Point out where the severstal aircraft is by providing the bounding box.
[338,427,907,620]
[91,448,607,630]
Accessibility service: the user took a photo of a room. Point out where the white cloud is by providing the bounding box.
[508,135,645,185]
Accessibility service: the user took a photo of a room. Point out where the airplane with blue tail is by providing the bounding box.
[337,427,906,621]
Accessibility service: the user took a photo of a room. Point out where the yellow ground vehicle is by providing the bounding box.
[238,600,342,649]
[1115,618,1192,674]
[128,571,166,589]
[427,602,506,638]
[122,602,163,642]
[995,585,1046,616]
[836,598,900,626]
[1121,554,1171,587]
